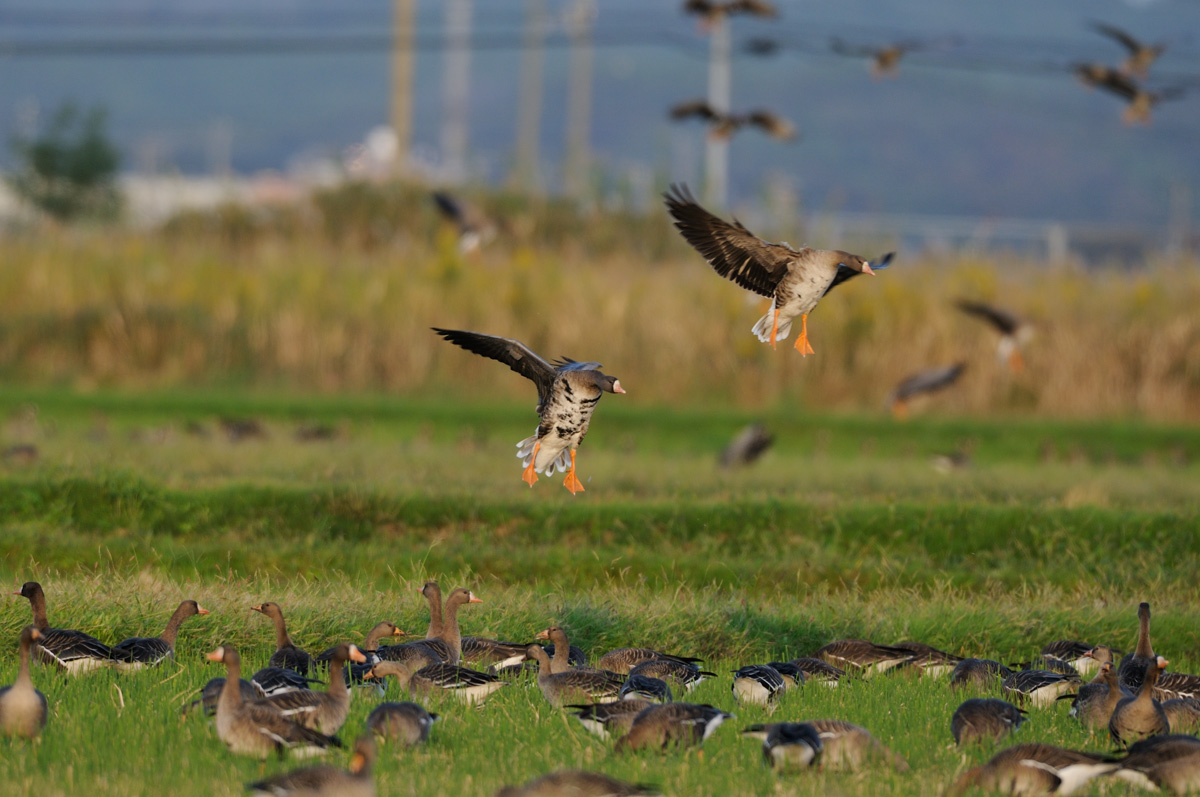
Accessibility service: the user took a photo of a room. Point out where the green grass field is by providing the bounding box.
[2,388,1198,795]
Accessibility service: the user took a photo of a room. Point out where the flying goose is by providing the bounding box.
[257,643,367,736]
[829,37,932,78]
[619,674,673,703]
[181,676,262,717]
[206,646,342,760]
[731,665,786,707]
[1002,669,1082,708]
[111,599,209,672]
[12,581,114,674]
[1110,655,1170,747]
[813,639,915,678]
[718,423,774,469]
[956,300,1034,373]
[614,702,734,752]
[252,602,314,676]
[1074,67,1185,125]
[664,183,890,355]
[887,363,967,419]
[950,657,1014,690]
[365,701,438,746]
[365,660,507,707]
[946,743,1120,796]
[683,0,777,25]
[432,190,497,255]
[595,647,706,676]
[1064,661,1132,732]
[568,699,654,740]
[432,328,625,494]
[0,626,48,738]
[1089,21,1166,77]
[669,100,797,142]
[246,734,376,797]
[1119,602,1156,692]
[494,770,661,797]
[951,698,1027,746]
[524,644,624,707]
[742,722,823,769]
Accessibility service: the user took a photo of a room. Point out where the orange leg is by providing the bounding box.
[793,314,815,356]
[1008,350,1025,374]
[562,450,585,495]
[769,306,780,350]
[522,442,540,487]
[891,400,909,420]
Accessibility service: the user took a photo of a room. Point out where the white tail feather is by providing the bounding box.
[515,434,570,475]
[751,301,792,343]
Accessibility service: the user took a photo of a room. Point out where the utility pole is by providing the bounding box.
[563,0,595,201]
[705,14,731,208]
[390,0,415,176]
[442,0,472,184]
[513,0,547,194]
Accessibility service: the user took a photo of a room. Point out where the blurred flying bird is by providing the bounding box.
[431,190,497,254]
[1088,22,1166,78]
[431,329,625,494]
[887,363,966,419]
[955,300,1033,373]
[719,423,774,468]
[1073,65,1185,125]
[669,100,797,142]
[830,37,954,78]
[743,37,780,57]
[664,183,890,356]
[684,0,777,24]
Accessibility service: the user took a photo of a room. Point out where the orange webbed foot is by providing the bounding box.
[793,313,814,356]
[522,442,540,487]
[562,450,585,495]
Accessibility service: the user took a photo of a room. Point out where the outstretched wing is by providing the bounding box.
[955,300,1020,335]
[893,363,966,401]
[669,99,720,121]
[432,329,559,405]
[1090,22,1143,55]
[432,191,464,224]
[663,183,797,298]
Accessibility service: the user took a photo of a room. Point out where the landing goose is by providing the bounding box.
[951,698,1027,746]
[595,647,705,676]
[111,599,209,672]
[0,626,48,738]
[494,770,660,797]
[182,676,261,717]
[956,300,1034,373]
[1002,669,1081,708]
[1110,655,1170,747]
[206,645,341,760]
[619,674,672,703]
[257,643,367,736]
[1065,661,1131,732]
[365,660,507,707]
[731,664,786,707]
[431,190,497,255]
[813,639,914,677]
[246,734,375,797]
[432,328,625,494]
[252,602,314,676]
[950,658,1014,690]
[947,743,1119,796]
[628,658,715,693]
[524,644,623,707]
[252,667,324,697]
[614,702,733,753]
[668,100,797,142]
[1119,603,1156,693]
[365,701,438,745]
[799,719,909,772]
[742,722,823,769]
[13,581,114,674]
[664,183,889,355]
[568,699,653,740]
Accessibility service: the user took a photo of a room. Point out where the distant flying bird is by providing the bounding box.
[664,183,890,356]
[718,423,774,468]
[431,329,625,494]
[1073,66,1185,125]
[432,190,497,254]
[887,363,966,419]
[1089,22,1166,78]
[830,37,946,79]
[955,300,1033,373]
[743,37,780,57]
[669,100,797,142]
[684,0,777,24]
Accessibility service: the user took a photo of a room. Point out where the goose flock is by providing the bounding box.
[5,576,1200,795]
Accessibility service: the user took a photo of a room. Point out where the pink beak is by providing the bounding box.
[613,381,626,394]
[862,263,876,276]
[468,593,483,604]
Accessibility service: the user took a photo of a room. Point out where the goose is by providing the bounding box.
[537,627,622,681]
[365,660,507,707]
[946,743,1120,796]
[1013,657,1080,678]
[765,661,806,689]
[813,639,914,677]
[431,190,497,255]
[1075,67,1184,125]
[251,667,324,697]
[494,770,660,797]
[182,676,261,717]
[111,599,209,672]
[246,734,375,797]
[718,423,774,469]
[252,602,314,676]
[628,658,715,693]
[1116,734,1200,791]
[461,637,531,670]
[829,37,936,79]
[1119,603,1156,693]
[1042,640,1104,677]
[619,675,672,703]
[432,328,625,494]
[365,701,438,746]
[956,300,1034,373]
[418,581,443,639]
[1110,655,1170,747]
[950,658,1014,690]
[595,647,705,676]
[742,722,823,769]
[1002,669,1082,708]
[887,363,967,419]
[1089,21,1166,77]
[543,642,589,670]
[1154,670,1200,701]
[0,626,48,738]
[1064,661,1131,732]
[568,700,653,740]
[668,100,797,142]
[799,719,909,772]
[12,581,114,674]
[314,622,404,668]
[424,587,482,666]
[205,645,341,760]
[731,665,786,707]
[257,643,366,736]
[614,703,733,752]
[951,698,1027,746]
[683,0,778,25]
[1161,697,1200,734]
[894,640,964,678]
[787,657,847,687]
[664,183,889,356]
[524,644,623,707]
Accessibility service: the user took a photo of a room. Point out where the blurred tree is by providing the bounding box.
[7,102,122,222]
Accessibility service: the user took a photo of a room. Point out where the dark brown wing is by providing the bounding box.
[670,99,720,121]
[1082,67,1141,100]
[1090,22,1144,55]
[663,183,797,298]
[432,329,558,406]
[955,300,1020,335]
[892,363,967,402]
[728,0,777,18]
[744,110,796,140]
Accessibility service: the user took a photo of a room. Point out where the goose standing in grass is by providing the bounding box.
[951,698,1027,745]
[206,646,342,760]
[253,602,314,676]
[628,657,716,693]
[537,627,626,684]
[742,722,823,769]
[182,676,261,717]
[1119,603,1156,692]
[524,644,624,707]
[12,581,114,674]
[258,643,367,736]
[365,660,507,707]
[894,640,964,677]
[246,734,376,797]
[1002,668,1081,708]
[315,622,404,669]
[813,639,914,678]
[1042,640,1103,677]
[596,647,706,676]
[731,665,786,707]
[1065,661,1131,732]
[0,626,48,738]
[619,674,673,703]
[251,667,324,698]
[424,587,482,666]
[946,743,1120,796]
[111,599,209,672]
[956,300,1034,373]
[568,699,654,740]
[431,328,625,494]
[1161,697,1200,734]
[494,770,660,797]
[950,657,1014,690]
[787,657,847,687]
[614,703,734,753]
[365,701,438,746]
[664,183,890,356]
[1110,656,1170,747]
